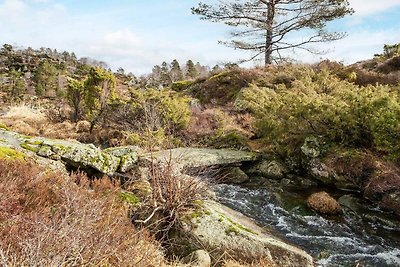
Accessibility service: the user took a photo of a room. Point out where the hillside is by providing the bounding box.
[1,43,400,266]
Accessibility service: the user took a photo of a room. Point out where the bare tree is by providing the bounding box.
[192,0,353,66]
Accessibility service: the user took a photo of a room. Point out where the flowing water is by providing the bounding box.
[214,183,400,267]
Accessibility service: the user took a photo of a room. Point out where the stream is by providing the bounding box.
[214,182,400,267]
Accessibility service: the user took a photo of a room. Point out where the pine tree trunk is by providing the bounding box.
[265,0,275,66]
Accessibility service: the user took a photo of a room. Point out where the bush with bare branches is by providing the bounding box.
[131,157,212,242]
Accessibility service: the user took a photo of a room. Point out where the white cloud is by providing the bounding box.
[350,0,400,17]
[0,0,28,22]
[0,0,398,75]
[286,28,400,65]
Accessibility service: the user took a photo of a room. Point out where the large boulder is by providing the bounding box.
[174,200,314,267]
[25,138,120,175]
[139,148,258,172]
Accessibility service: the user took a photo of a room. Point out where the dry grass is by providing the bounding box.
[0,104,83,140]
[0,159,166,267]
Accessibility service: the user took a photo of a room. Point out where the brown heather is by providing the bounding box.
[0,159,165,267]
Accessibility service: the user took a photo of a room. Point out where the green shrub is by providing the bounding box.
[188,69,262,105]
[171,80,193,91]
[211,129,249,150]
[124,128,182,150]
[129,88,192,131]
[236,69,400,158]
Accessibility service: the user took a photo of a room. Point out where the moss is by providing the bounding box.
[0,146,26,160]
[23,140,44,146]
[0,138,6,143]
[0,123,9,131]
[181,202,211,224]
[119,192,140,205]
[225,225,240,235]
[216,211,257,235]
[20,143,40,153]
[189,208,210,219]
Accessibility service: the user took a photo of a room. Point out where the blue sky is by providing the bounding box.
[0,0,400,74]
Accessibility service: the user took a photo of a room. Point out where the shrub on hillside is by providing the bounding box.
[236,69,400,157]
[101,88,192,149]
[188,68,263,105]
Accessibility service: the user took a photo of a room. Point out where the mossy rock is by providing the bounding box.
[0,123,9,131]
[0,146,26,160]
[173,200,313,266]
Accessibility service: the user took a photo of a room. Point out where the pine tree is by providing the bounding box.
[170,59,184,82]
[185,60,198,79]
[160,61,172,86]
[192,0,353,65]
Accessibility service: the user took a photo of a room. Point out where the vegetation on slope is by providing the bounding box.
[0,159,165,266]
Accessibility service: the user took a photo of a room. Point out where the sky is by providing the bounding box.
[0,0,400,75]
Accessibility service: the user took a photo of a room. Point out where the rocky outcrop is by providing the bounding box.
[0,129,315,266]
[174,200,314,267]
[139,147,258,172]
[1,129,259,177]
[307,192,341,215]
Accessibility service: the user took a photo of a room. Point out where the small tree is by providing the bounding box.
[383,43,400,59]
[185,60,198,79]
[84,67,116,131]
[33,60,58,96]
[66,78,85,122]
[170,59,184,82]
[192,0,353,66]
[160,61,172,87]
[7,70,26,101]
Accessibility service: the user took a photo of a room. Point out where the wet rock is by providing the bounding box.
[338,195,362,213]
[308,158,338,185]
[247,159,288,180]
[222,167,250,184]
[174,200,314,267]
[380,191,400,216]
[307,191,341,215]
[280,178,292,186]
[182,250,211,267]
[299,178,318,189]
